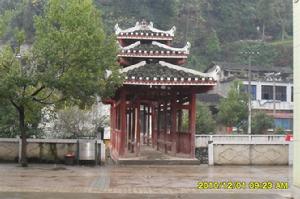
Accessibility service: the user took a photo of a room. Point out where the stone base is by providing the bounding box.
[116,158,199,165]
[112,146,199,165]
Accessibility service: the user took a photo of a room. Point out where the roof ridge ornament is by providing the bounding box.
[210,65,221,81]
[120,41,141,50]
[152,41,191,54]
[121,61,219,82]
[159,61,219,81]
[141,19,149,29]
[115,21,176,36]
[120,61,146,73]
[149,21,154,28]
[114,23,121,35]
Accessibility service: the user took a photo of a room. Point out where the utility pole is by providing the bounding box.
[273,76,276,116]
[266,72,281,117]
[247,55,252,135]
[240,51,260,134]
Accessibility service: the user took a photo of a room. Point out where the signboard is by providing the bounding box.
[103,127,111,140]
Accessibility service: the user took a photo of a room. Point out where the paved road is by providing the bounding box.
[0,192,288,199]
[0,164,294,198]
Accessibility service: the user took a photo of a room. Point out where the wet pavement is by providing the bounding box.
[0,192,289,199]
[0,164,294,198]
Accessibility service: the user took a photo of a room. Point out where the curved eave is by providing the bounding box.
[123,80,217,86]
[119,41,190,56]
[115,22,176,37]
[117,35,173,40]
[118,53,188,59]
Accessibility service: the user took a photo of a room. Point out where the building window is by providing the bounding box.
[224,71,229,77]
[252,85,257,100]
[261,85,287,101]
[274,118,293,130]
[291,86,294,102]
[261,85,273,100]
[243,85,256,100]
[275,86,286,101]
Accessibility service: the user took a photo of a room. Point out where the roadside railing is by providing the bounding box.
[0,138,105,164]
[1,134,287,149]
[195,134,286,147]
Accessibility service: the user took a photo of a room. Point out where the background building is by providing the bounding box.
[205,61,293,132]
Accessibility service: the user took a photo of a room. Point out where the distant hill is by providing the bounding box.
[0,0,293,70]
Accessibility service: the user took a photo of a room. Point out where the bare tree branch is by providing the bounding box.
[32,97,54,105]
[9,98,20,111]
[32,95,66,105]
[33,89,54,102]
[30,85,45,97]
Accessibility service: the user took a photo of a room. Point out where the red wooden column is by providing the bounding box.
[157,101,162,151]
[147,105,150,146]
[110,104,115,154]
[119,90,127,156]
[189,92,196,158]
[136,99,141,156]
[177,107,182,153]
[151,103,157,148]
[171,94,177,156]
[110,104,114,130]
[163,101,168,153]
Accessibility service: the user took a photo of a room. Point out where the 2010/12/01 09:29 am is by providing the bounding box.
[196,181,289,189]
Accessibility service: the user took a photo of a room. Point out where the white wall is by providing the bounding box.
[212,144,289,165]
[293,0,300,189]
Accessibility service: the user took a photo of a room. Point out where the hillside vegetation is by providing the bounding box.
[0,0,293,70]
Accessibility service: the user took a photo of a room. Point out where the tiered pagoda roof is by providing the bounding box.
[118,41,190,59]
[121,61,217,86]
[115,21,175,41]
[115,21,219,86]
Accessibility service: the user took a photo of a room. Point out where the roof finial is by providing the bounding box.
[141,19,147,26]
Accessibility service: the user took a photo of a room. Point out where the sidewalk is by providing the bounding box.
[0,164,293,198]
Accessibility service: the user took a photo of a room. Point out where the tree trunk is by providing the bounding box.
[262,23,265,41]
[281,21,285,41]
[19,106,28,167]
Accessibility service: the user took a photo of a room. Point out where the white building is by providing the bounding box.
[205,61,293,131]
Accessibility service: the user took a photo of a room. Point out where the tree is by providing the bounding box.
[196,102,216,134]
[204,0,258,42]
[0,0,45,43]
[0,100,18,138]
[0,99,43,138]
[98,0,178,35]
[40,104,109,139]
[251,111,274,134]
[217,81,248,129]
[0,0,122,166]
[273,0,292,40]
[256,0,276,41]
